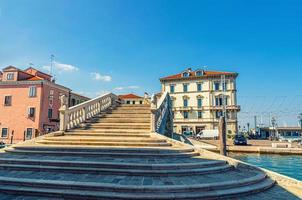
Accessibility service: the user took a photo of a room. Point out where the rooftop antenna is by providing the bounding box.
[50,54,55,76]
[203,65,208,71]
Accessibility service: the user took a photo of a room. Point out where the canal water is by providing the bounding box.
[228,153,302,181]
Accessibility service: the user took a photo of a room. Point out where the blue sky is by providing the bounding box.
[0,0,302,126]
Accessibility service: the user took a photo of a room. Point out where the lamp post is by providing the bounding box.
[271,117,276,140]
[298,113,302,135]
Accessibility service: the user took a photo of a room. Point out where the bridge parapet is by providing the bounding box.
[151,91,174,137]
[59,93,118,131]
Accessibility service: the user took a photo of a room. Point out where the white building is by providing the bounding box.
[160,68,240,135]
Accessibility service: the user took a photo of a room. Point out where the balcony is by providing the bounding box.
[206,105,241,111]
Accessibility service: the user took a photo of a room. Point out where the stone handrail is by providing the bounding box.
[59,93,118,131]
[150,91,174,137]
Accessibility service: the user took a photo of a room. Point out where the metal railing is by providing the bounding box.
[59,93,118,131]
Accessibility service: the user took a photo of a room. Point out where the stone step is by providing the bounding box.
[109,110,150,114]
[119,104,150,107]
[36,140,172,147]
[97,118,151,123]
[83,125,150,130]
[43,137,167,143]
[85,123,150,128]
[0,162,232,176]
[88,122,150,126]
[64,132,151,137]
[10,146,195,153]
[70,129,150,133]
[5,148,200,158]
[0,158,226,170]
[0,175,275,199]
[103,114,150,118]
[116,106,150,110]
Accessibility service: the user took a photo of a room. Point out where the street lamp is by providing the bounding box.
[271,117,277,140]
[298,113,302,134]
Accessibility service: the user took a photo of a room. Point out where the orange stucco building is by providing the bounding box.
[0,66,88,144]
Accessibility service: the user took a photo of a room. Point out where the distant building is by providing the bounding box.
[160,68,240,135]
[118,94,144,105]
[0,66,89,144]
[259,127,302,141]
[69,92,90,107]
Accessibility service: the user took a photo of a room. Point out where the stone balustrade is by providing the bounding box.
[151,91,174,137]
[59,93,118,131]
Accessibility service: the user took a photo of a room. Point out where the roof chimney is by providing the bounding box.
[187,68,192,72]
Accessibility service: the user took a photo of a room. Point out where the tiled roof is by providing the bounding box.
[160,70,237,81]
[27,76,43,81]
[118,93,143,99]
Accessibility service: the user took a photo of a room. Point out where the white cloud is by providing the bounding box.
[114,85,140,91]
[128,85,140,89]
[90,72,112,82]
[55,62,79,72]
[42,61,79,73]
[114,87,124,90]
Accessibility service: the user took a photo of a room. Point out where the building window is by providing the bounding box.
[171,99,174,107]
[183,84,188,92]
[126,101,130,104]
[132,101,135,104]
[28,107,35,118]
[48,108,53,119]
[6,73,14,80]
[196,70,204,76]
[170,85,175,93]
[4,96,12,106]
[26,128,33,140]
[183,99,188,107]
[197,83,202,91]
[183,111,189,119]
[139,101,143,104]
[215,96,228,106]
[1,128,8,138]
[222,82,228,91]
[197,98,203,108]
[198,111,203,119]
[214,82,220,91]
[216,111,223,119]
[182,72,189,77]
[49,90,54,95]
[29,86,37,97]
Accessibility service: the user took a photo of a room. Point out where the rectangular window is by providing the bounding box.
[48,108,53,119]
[183,111,188,119]
[198,111,203,119]
[170,85,175,93]
[197,83,202,91]
[1,128,8,138]
[183,99,188,107]
[214,82,220,91]
[126,101,130,104]
[26,128,33,140]
[197,98,202,108]
[29,86,37,97]
[4,96,12,106]
[6,73,14,80]
[139,101,143,104]
[216,111,223,119]
[28,107,35,118]
[132,101,135,104]
[183,84,188,92]
[222,82,228,91]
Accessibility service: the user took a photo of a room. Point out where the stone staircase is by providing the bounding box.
[0,104,280,199]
